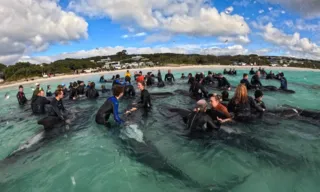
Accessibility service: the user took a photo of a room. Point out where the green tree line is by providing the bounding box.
[0,51,319,82]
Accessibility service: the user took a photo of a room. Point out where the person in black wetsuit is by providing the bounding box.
[157,74,165,88]
[96,85,128,126]
[240,73,252,90]
[232,68,237,75]
[203,71,214,85]
[217,73,231,90]
[124,82,136,98]
[101,85,109,93]
[68,82,73,90]
[221,90,230,107]
[249,68,255,75]
[100,75,106,83]
[266,71,275,79]
[17,85,28,106]
[31,89,50,114]
[189,80,208,101]
[31,83,40,101]
[227,84,265,121]
[61,84,68,97]
[69,82,78,100]
[146,72,154,86]
[223,69,227,75]
[77,81,85,95]
[181,73,186,79]
[251,71,262,88]
[195,73,201,82]
[254,90,266,111]
[165,69,175,84]
[279,73,288,90]
[136,81,151,109]
[86,82,99,99]
[112,74,124,87]
[48,89,66,121]
[186,100,219,137]
[46,85,52,97]
[187,73,193,84]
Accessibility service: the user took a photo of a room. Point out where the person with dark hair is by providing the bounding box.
[195,73,201,82]
[125,75,131,84]
[31,89,50,114]
[165,69,175,84]
[32,83,41,101]
[69,82,78,100]
[279,73,288,90]
[249,68,255,75]
[146,72,154,86]
[46,85,52,97]
[77,81,85,95]
[181,73,186,79]
[68,82,73,90]
[217,73,231,90]
[112,74,124,87]
[17,85,27,105]
[96,85,128,125]
[86,82,99,99]
[187,73,194,84]
[203,71,214,85]
[100,75,106,83]
[49,89,66,120]
[136,71,144,83]
[240,73,252,90]
[189,80,208,101]
[221,90,230,107]
[254,90,266,110]
[207,94,232,125]
[251,71,262,88]
[124,81,136,97]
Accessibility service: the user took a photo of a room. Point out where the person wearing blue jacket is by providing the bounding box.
[95,85,131,125]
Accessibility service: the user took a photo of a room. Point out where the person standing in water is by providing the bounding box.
[96,85,132,125]
[279,73,288,90]
[31,83,41,100]
[240,73,252,90]
[251,71,262,88]
[17,85,28,105]
[31,89,51,114]
[46,85,52,97]
[217,73,231,90]
[86,82,99,99]
[227,84,265,122]
[49,89,66,120]
[165,69,175,84]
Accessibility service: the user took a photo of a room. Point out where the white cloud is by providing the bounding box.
[266,0,320,18]
[0,0,88,64]
[144,34,172,43]
[127,27,135,33]
[254,22,320,59]
[68,0,250,37]
[259,10,264,14]
[281,10,286,14]
[251,48,271,55]
[20,45,248,64]
[134,32,147,37]
[121,35,129,39]
[268,7,273,11]
[218,35,250,44]
[285,19,320,32]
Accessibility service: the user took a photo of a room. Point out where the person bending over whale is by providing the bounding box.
[69,82,78,100]
[124,82,136,98]
[189,78,208,101]
[77,81,86,95]
[217,73,231,90]
[240,73,252,90]
[187,74,194,84]
[208,94,232,122]
[96,85,133,126]
[17,85,28,106]
[227,84,265,122]
[203,71,214,85]
[31,89,50,114]
[100,75,106,83]
[186,100,219,137]
[157,75,165,88]
[251,71,262,88]
[86,82,99,99]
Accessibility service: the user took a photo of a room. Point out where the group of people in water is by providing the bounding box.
[15,67,288,135]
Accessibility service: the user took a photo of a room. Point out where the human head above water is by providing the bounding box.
[221,90,229,100]
[18,85,23,91]
[209,94,221,107]
[113,85,124,98]
[54,89,64,99]
[196,99,207,112]
[254,90,263,99]
[243,73,248,79]
[137,81,146,91]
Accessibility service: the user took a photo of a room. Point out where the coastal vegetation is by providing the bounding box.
[0,50,319,82]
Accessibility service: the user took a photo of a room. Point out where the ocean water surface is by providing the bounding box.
[0,68,319,192]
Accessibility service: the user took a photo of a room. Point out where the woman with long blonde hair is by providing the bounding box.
[227,84,265,121]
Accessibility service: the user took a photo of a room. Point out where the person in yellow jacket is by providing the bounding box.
[125,70,131,77]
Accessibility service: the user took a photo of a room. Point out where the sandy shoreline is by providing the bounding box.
[0,64,319,90]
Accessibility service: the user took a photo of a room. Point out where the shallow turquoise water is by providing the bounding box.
[0,68,320,192]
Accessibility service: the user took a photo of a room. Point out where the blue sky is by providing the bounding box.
[1,0,320,64]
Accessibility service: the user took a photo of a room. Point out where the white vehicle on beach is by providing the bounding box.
[110,62,121,70]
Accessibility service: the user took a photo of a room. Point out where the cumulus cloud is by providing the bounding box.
[218,35,250,44]
[0,0,88,64]
[68,0,250,37]
[266,0,320,18]
[233,0,250,7]
[254,22,320,59]
[259,10,264,14]
[285,19,320,32]
[251,48,271,55]
[19,45,248,64]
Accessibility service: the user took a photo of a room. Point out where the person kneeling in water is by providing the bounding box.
[96,85,132,125]
[86,82,99,99]
[124,81,136,98]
